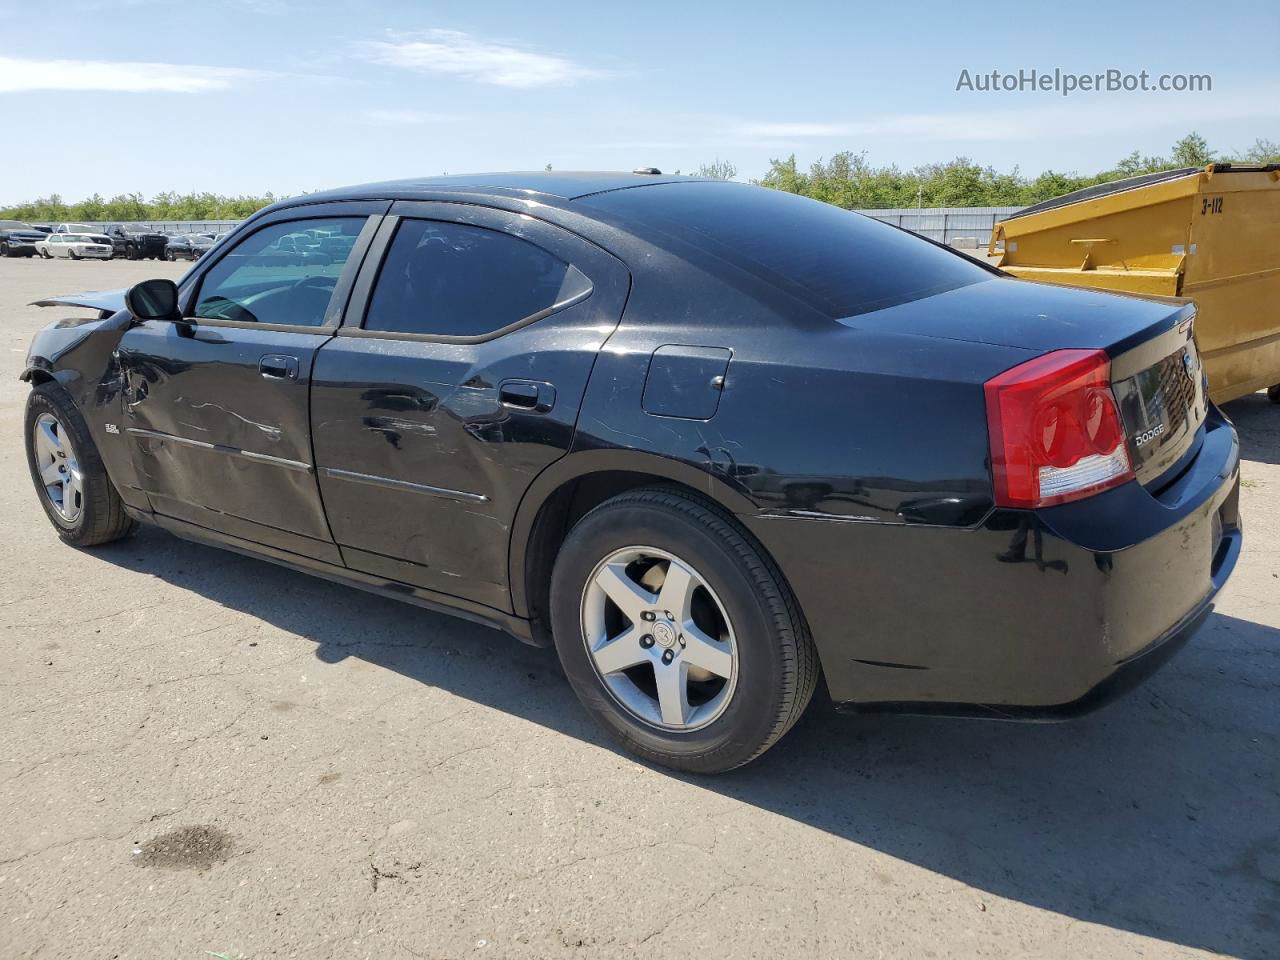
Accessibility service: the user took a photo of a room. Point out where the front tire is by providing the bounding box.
[550,487,818,773]
[0,241,9,257]
[24,385,137,547]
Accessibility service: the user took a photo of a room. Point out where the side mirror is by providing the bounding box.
[125,279,181,322]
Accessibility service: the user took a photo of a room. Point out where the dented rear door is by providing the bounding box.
[310,202,630,613]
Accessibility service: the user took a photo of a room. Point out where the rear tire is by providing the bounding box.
[24,384,137,547]
[550,487,818,773]
[1268,384,1280,404]
[0,241,9,257]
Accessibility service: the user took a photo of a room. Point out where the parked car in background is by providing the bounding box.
[18,172,1243,773]
[164,234,194,261]
[0,220,47,257]
[189,234,216,258]
[103,224,169,261]
[165,233,217,261]
[51,223,100,235]
[37,233,112,259]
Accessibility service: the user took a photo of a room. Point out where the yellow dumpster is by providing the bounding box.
[990,163,1280,404]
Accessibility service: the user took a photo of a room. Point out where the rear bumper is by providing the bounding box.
[744,408,1242,715]
[841,541,1233,720]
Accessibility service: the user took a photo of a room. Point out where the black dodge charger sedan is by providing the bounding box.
[21,172,1242,772]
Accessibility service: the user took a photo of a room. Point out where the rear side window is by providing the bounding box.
[363,219,591,338]
[583,181,992,318]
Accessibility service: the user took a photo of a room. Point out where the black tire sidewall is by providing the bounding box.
[24,387,108,543]
[551,496,793,771]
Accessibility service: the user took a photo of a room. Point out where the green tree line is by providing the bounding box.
[0,191,283,223]
[2,133,1275,221]
[749,133,1278,209]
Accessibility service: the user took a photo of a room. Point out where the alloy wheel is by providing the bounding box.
[32,412,83,523]
[580,546,738,731]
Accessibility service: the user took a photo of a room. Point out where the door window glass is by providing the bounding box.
[192,217,364,326]
[363,219,590,337]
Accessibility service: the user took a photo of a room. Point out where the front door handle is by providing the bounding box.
[499,379,556,413]
[260,354,299,380]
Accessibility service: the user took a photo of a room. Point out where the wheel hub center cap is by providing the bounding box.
[652,621,677,649]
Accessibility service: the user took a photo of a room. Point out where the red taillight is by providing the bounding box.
[984,349,1133,508]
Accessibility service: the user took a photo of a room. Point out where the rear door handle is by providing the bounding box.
[260,354,299,380]
[499,379,556,413]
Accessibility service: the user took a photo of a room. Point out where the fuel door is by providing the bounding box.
[641,345,732,420]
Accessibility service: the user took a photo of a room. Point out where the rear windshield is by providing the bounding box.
[582,181,992,318]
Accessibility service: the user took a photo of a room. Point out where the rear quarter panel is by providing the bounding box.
[576,268,1033,527]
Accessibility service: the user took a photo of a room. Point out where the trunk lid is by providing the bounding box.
[846,276,1206,489]
[1110,312,1207,486]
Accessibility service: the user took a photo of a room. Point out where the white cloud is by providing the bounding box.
[365,108,468,125]
[356,30,597,89]
[733,89,1280,145]
[734,122,853,139]
[0,56,266,93]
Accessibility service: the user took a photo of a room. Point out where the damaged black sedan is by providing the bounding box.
[21,172,1241,772]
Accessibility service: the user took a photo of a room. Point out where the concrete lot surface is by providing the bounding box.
[1,257,1278,959]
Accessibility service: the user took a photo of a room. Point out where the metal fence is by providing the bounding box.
[56,208,1028,245]
[55,220,243,235]
[856,207,1026,246]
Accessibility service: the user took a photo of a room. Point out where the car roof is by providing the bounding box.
[291,171,710,205]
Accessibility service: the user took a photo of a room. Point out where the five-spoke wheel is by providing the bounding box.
[582,546,737,731]
[551,487,818,773]
[24,384,136,546]
[31,412,83,523]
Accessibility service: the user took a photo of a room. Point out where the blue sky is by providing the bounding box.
[0,0,1277,204]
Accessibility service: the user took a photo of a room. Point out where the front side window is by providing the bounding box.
[363,219,591,338]
[192,217,364,326]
